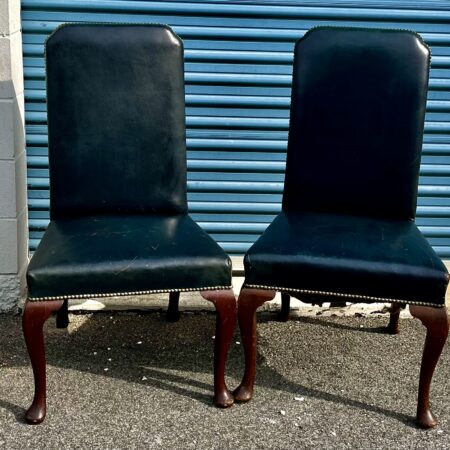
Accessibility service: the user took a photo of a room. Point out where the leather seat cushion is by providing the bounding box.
[27,214,232,300]
[244,211,448,305]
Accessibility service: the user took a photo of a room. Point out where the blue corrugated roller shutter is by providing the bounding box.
[21,0,450,256]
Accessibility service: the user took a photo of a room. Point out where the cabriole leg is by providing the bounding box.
[234,288,276,403]
[166,291,180,322]
[200,289,237,408]
[410,305,449,429]
[278,293,290,322]
[23,299,64,424]
[56,299,69,329]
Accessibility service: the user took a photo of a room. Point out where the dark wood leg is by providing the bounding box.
[278,293,290,322]
[234,288,276,403]
[56,299,69,329]
[166,292,180,322]
[410,305,449,428]
[200,289,237,408]
[22,299,63,424]
[387,303,402,335]
[330,301,347,308]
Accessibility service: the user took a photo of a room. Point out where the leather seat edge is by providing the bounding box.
[27,285,233,302]
[242,284,446,308]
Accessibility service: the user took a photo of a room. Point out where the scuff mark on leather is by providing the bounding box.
[115,256,138,275]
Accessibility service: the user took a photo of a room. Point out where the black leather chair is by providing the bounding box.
[23,24,237,424]
[234,27,449,429]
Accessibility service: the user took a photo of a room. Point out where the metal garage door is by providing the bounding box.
[21,0,450,256]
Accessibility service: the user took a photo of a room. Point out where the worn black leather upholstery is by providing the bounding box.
[283,27,429,220]
[27,24,231,300]
[244,27,449,306]
[46,24,187,218]
[28,215,231,299]
[245,211,448,304]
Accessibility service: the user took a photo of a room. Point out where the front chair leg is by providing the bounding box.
[234,288,276,403]
[166,291,180,322]
[23,299,64,424]
[200,289,237,408]
[410,305,449,428]
[278,293,290,322]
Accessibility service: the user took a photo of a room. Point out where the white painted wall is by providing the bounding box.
[0,0,28,312]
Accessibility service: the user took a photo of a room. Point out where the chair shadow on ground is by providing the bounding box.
[266,313,393,334]
[0,307,427,428]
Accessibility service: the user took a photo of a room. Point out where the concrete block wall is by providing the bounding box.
[0,0,28,312]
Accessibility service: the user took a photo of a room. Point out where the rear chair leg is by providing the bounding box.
[56,299,69,329]
[278,293,290,322]
[166,292,180,322]
[23,299,64,424]
[234,288,276,403]
[200,289,237,408]
[330,301,347,308]
[410,305,449,428]
[387,303,403,335]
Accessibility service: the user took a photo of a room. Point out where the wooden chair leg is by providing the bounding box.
[56,299,69,329]
[166,291,180,322]
[234,288,276,403]
[278,293,290,322]
[200,289,237,408]
[330,301,347,308]
[410,305,449,428]
[387,303,402,335]
[22,299,64,424]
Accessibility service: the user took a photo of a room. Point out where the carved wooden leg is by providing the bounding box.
[166,291,180,322]
[23,299,63,424]
[56,299,69,329]
[278,293,290,322]
[410,305,449,428]
[387,303,402,335]
[234,288,276,403]
[200,289,237,408]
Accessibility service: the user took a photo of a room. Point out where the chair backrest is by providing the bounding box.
[282,27,430,220]
[46,24,187,219]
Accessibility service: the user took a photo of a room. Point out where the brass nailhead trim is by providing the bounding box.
[243,284,444,308]
[28,285,233,302]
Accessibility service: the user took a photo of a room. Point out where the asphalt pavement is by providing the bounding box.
[0,308,449,449]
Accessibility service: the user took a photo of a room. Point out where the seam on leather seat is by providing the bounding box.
[243,284,444,308]
[28,285,233,302]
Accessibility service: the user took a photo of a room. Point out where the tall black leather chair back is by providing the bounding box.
[46,24,187,219]
[283,27,430,220]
